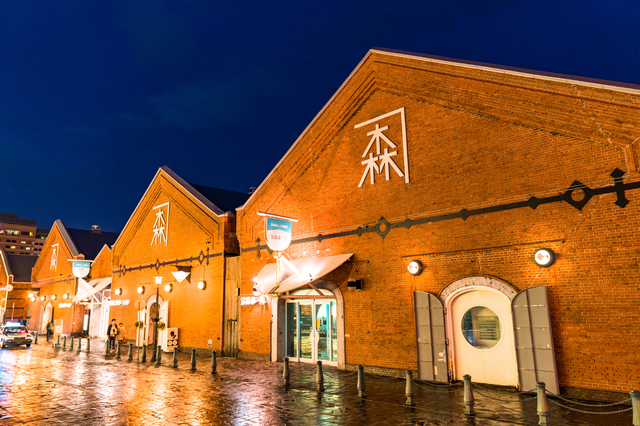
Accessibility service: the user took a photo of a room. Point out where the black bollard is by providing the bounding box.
[105,340,109,355]
[34,333,38,345]
[173,347,178,368]
[128,343,133,361]
[62,336,67,349]
[77,336,81,352]
[155,346,162,366]
[211,350,217,374]
[283,357,290,386]
[316,361,325,392]
[141,345,147,362]
[70,336,74,350]
[86,338,90,353]
[357,365,366,398]
[56,335,61,348]
[405,370,415,406]
[191,348,197,371]
[631,390,639,426]
[116,341,121,359]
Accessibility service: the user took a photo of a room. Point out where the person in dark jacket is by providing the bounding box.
[106,319,118,351]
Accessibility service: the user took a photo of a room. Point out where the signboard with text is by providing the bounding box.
[72,261,92,278]
[265,217,292,251]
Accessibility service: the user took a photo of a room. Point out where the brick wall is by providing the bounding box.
[236,51,640,394]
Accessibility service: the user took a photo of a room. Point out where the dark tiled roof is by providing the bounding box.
[0,212,36,227]
[188,184,250,213]
[67,228,119,260]
[36,228,49,238]
[6,254,37,283]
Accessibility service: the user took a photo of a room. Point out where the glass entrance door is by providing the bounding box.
[286,300,337,365]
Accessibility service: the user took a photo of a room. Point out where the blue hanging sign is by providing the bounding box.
[265,217,292,252]
[72,261,92,278]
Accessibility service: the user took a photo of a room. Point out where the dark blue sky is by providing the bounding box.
[1,1,639,233]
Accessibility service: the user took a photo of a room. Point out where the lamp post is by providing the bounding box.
[150,276,162,362]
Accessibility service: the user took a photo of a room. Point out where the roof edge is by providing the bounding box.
[56,219,80,258]
[0,249,12,283]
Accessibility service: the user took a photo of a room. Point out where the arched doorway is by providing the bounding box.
[143,295,165,347]
[41,303,53,334]
[442,276,518,386]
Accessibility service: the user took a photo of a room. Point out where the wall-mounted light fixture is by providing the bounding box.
[154,276,163,285]
[40,295,46,301]
[171,266,191,283]
[252,286,260,296]
[534,248,556,267]
[347,278,363,291]
[164,283,173,293]
[63,293,69,299]
[197,281,206,290]
[407,260,423,276]
[137,286,145,294]
[114,288,122,296]
[51,294,57,300]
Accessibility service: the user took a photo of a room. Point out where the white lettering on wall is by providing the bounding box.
[151,202,170,246]
[49,243,59,271]
[354,107,409,188]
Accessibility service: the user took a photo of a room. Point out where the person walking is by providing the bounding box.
[117,322,126,345]
[46,321,54,342]
[106,319,118,351]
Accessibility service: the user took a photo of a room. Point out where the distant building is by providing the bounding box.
[0,212,49,255]
[0,249,39,324]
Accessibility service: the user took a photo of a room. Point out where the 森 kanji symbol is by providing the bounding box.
[358,123,404,187]
[151,209,167,245]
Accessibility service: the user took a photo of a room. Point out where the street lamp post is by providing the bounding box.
[150,276,162,362]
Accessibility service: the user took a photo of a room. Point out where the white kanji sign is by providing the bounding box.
[354,107,409,188]
[49,243,59,271]
[151,202,170,246]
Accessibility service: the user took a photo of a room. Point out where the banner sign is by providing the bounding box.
[265,217,292,251]
[72,261,92,278]
[107,300,130,306]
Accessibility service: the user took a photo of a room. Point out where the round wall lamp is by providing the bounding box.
[63,293,69,299]
[137,286,145,294]
[197,281,206,290]
[51,295,57,300]
[534,248,556,267]
[114,288,122,296]
[407,260,423,276]
[252,286,260,296]
[164,284,173,293]
[40,296,46,301]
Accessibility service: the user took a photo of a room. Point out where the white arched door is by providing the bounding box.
[448,287,517,386]
[41,303,53,334]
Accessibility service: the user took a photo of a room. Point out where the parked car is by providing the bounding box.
[0,323,33,349]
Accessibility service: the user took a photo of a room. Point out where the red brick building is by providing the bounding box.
[236,49,640,400]
[30,221,118,336]
[109,166,248,354]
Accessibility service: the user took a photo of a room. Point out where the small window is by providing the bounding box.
[461,306,502,349]
[6,230,19,236]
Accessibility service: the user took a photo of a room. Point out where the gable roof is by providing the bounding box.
[236,48,640,211]
[66,228,119,260]
[5,253,38,283]
[188,183,250,213]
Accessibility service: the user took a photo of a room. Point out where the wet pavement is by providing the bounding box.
[0,338,634,425]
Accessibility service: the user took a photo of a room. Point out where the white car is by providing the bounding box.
[0,323,33,349]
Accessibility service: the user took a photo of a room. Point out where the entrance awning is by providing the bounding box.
[254,253,353,294]
[72,277,111,303]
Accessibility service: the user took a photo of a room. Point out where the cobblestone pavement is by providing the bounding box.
[0,338,634,425]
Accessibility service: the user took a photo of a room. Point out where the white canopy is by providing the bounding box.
[73,277,111,303]
[254,253,353,294]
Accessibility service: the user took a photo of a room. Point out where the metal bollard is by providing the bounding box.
[141,345,147,362]
[316,361,325,392]
[128,343,133,361]
[86,338,90,353]
[56,335,61,348]
[173,347,178,368]
[150,344,157,362]
[536,382,550,425]
[70,336,74,350]
[105,340,110,355]
[34,333,38,344]
[463,374,475,416]
[357,365,366,398]
[211,350,217,374]
[116,341,121,359]
[77,337,81,352]
[405,369,415,406]
[191,348,197,371]
[155,346,162,365]
[62,336,67,349]
[283,357,290,386]
[631,390,639,426]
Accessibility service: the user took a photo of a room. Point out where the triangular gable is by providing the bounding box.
[31,219,80,282]
[238,48,640,214]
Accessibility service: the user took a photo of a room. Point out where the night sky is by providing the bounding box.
[1,1,639,233]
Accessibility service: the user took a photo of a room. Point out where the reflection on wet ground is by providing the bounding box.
[0,340,633,425]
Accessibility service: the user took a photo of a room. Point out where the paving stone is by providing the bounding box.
[0,340,633,425]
